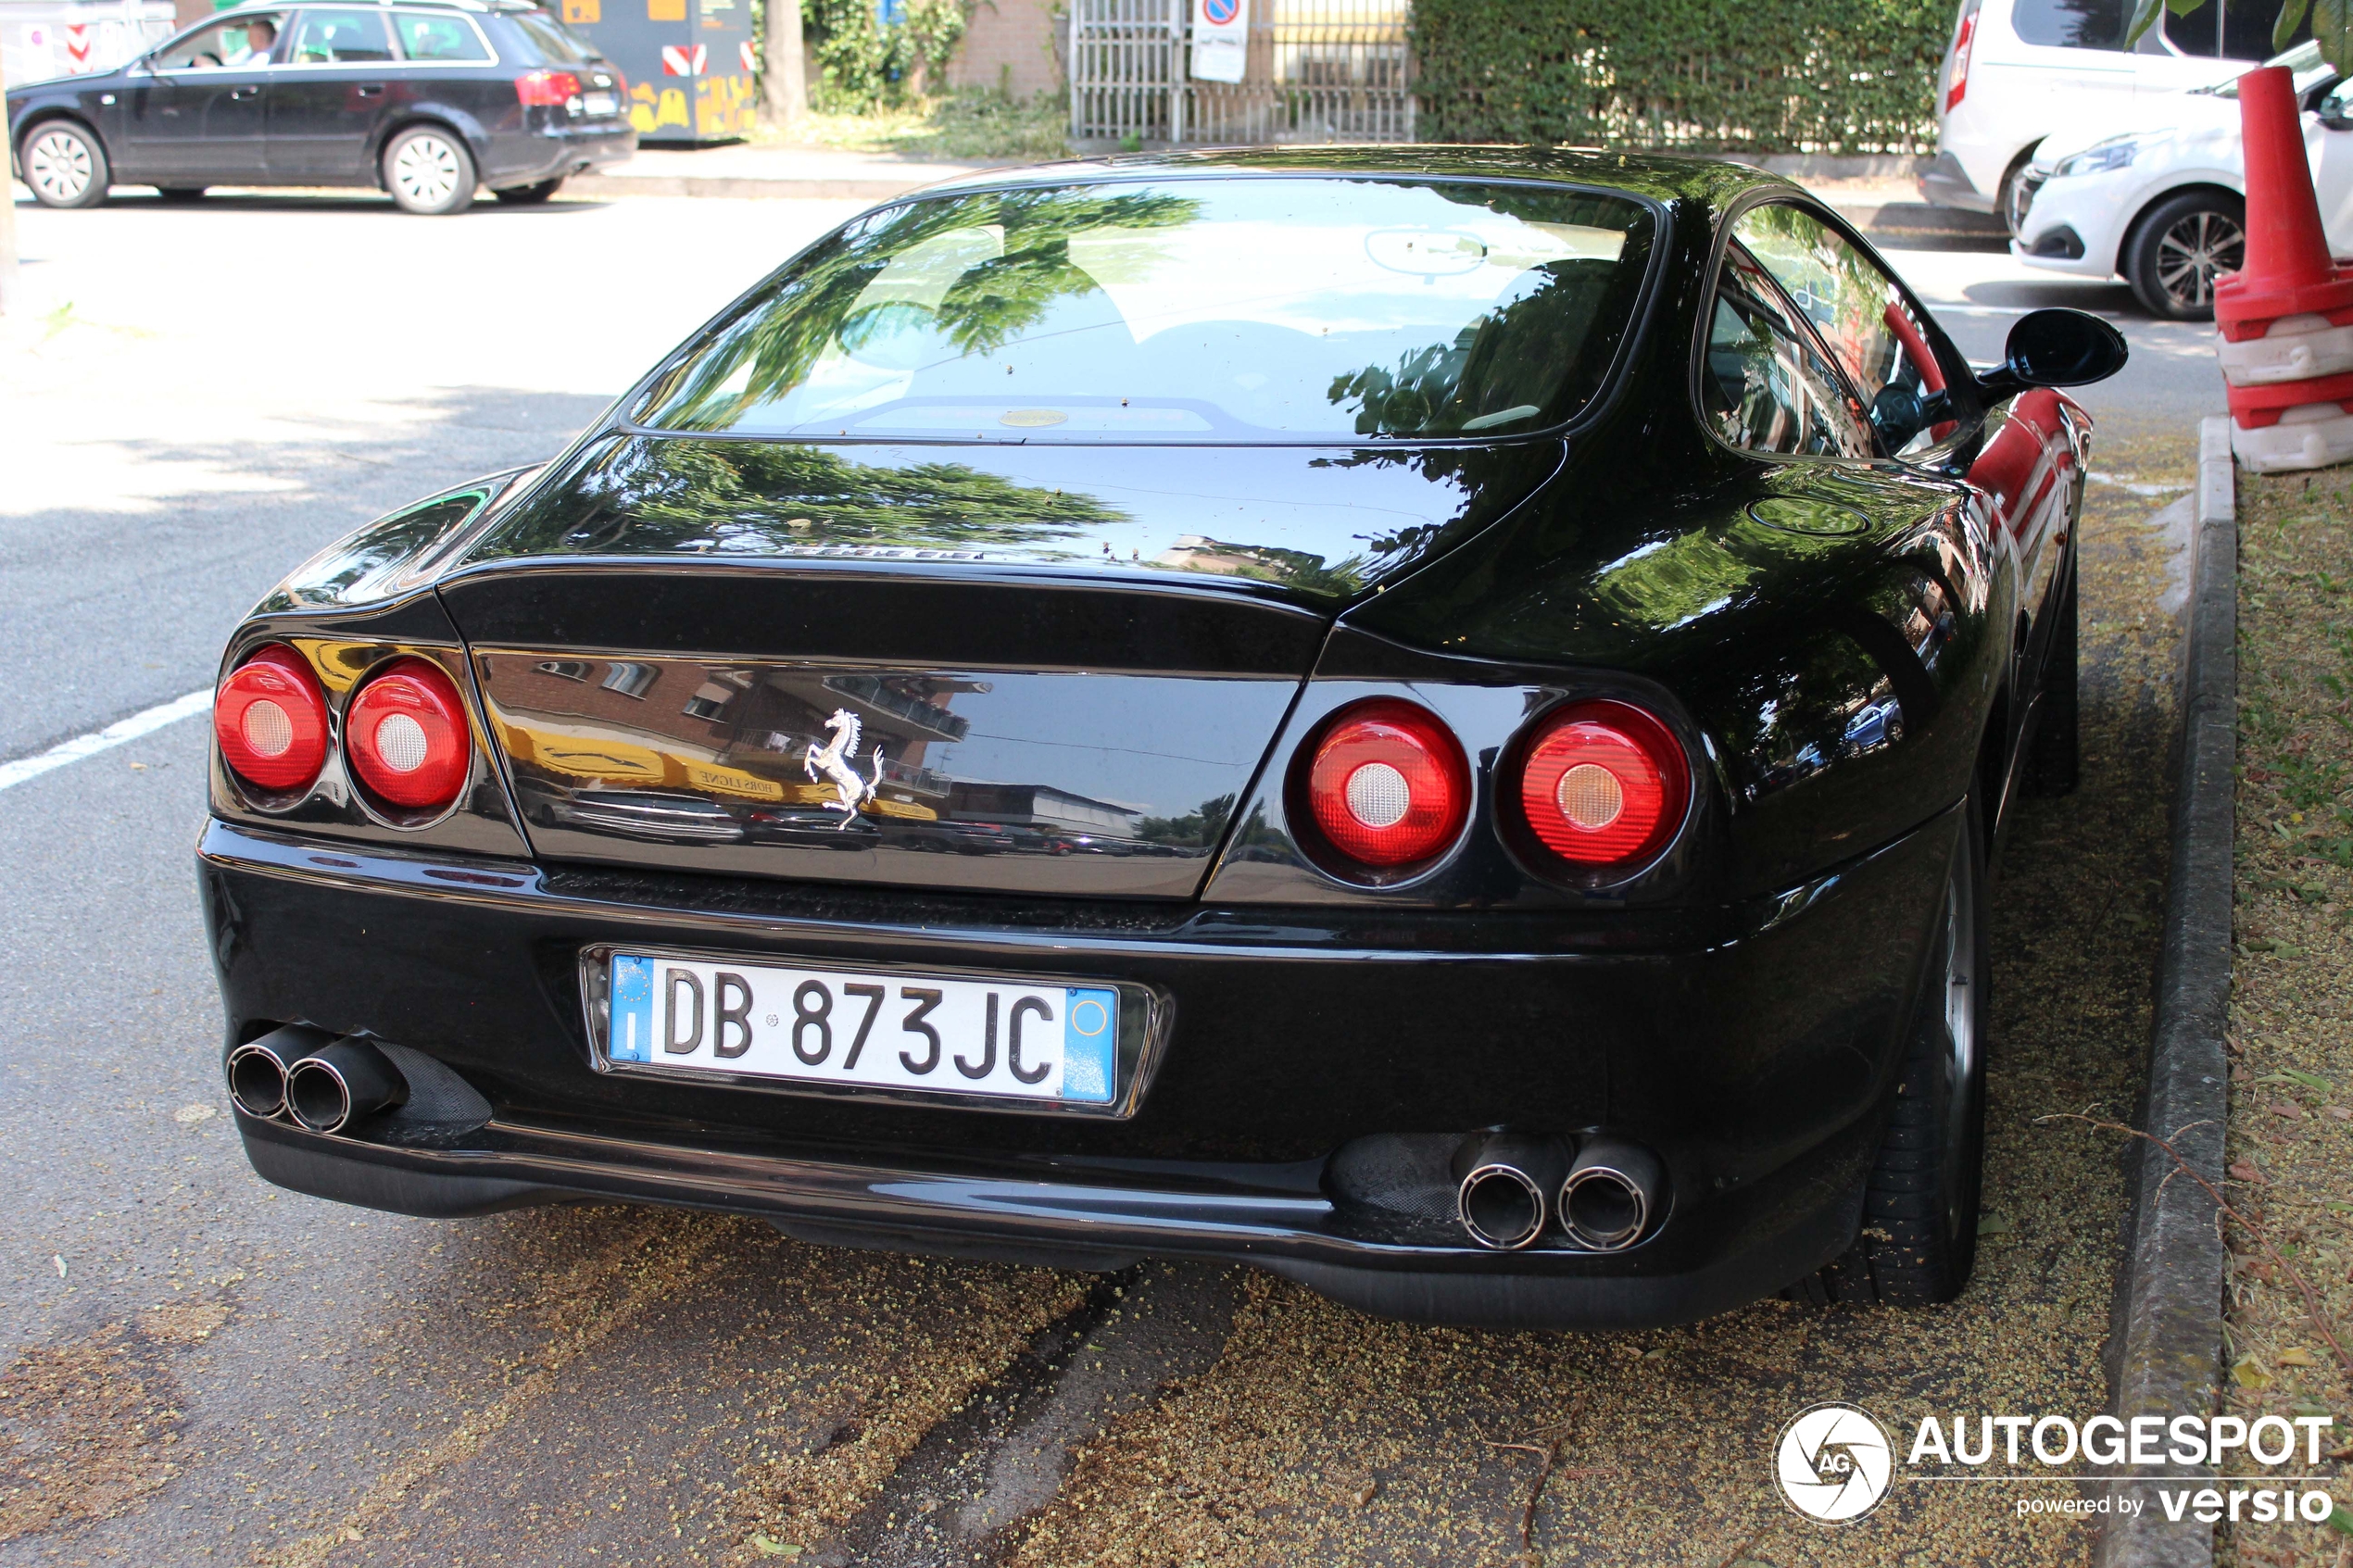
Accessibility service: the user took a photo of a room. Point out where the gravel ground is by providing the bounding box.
[2215,462,2353,1568]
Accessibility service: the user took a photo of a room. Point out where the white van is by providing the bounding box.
[1921,0,2305,229]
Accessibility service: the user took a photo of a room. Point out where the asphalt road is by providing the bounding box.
[0,186,2225,1567]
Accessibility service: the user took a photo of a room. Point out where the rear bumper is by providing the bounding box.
[198,806,1960,1328]
[1918,149,1995,213]
[503,122,635,184]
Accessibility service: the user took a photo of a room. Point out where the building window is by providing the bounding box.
[535,659,592,682]
[683,682,735,721]
[601,661,657,699]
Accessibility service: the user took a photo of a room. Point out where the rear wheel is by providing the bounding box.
[1793,797,1989,1307]
[2126,190,2246,320]
[2026,570,2080,797]
[383,126,477,215]
[20,121,109,208]
[494,177,565,205]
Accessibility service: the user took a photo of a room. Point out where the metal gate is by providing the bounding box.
[1067,0,1413,148]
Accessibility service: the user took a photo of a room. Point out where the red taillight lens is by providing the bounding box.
[516,69,582,107]
[1516,701,1688,868]
[1302,699,1469,869]
[346,659,471,810]
[1945,12,1976,112]
[214,644,329,795]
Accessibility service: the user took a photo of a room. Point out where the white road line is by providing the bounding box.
[0,688,213,793]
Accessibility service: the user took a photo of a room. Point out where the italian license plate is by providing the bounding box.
[581,90,618,117]
[604,952,1118,1105]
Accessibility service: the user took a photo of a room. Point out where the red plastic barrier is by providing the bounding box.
[2213,65,2353,342]
[2224,368,2353,426]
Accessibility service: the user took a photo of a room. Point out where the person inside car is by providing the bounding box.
[226,18,276,66]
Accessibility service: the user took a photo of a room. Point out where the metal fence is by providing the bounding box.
[1068,0,1413,147]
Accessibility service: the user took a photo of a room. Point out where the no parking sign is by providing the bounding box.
[1189,0,1246,84]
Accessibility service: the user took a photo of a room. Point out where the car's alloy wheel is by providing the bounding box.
[1791,797,1989,1308]
[2128,191,2246,320]
[22,123,109,209]
[384,128,476,215]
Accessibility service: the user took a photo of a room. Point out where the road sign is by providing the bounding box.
[1189,0,1246,84]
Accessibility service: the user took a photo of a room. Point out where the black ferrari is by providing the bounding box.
[199,148,2124,1328]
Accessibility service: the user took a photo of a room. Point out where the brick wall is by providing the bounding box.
[945,0,1060,99]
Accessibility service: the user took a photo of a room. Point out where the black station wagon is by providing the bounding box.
[6,0,632,213]
[196,149,2126,1327]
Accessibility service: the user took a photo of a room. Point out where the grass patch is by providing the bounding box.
[2220,461,2353,1550]
[756,89,1069,163]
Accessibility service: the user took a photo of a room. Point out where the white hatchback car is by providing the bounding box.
[2012,43,2348,317]
[1922,0,2296,227]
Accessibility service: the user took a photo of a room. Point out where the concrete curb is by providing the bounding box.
[2094,415,2238,1568]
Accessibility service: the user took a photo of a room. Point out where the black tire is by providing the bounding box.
[2126,190,2246,320]
[1793,797,1989,1307]
[19,119,109,208]
[155,186,208,202]
[382,125,478,215]
[1996,145,2040,236]
[2026,569,2080,797]
[494,177,565,205]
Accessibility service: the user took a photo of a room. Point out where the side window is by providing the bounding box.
[394,12,491,61]
[2010,0,2129,49]
[154,14,286,69]
[289,7,395,64]
[1730,204,1956,457]
[1701,245,1873,459]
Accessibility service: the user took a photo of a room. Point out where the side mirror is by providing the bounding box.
[1975,307,2129,399]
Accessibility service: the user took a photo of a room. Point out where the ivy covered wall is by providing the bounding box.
[1408,0,1954,156]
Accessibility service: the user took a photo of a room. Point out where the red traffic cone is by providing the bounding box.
[2214,65,2353,342]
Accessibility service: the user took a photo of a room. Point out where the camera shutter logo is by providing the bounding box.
[1775,1402,1893,1524]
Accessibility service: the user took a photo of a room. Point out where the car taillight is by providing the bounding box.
[516,69,582,107]
[1514,701,1688,868]
[1301,699,1469,869]
[1945,8,1977,112]
[214,644,329,794]
[346,659,471,810]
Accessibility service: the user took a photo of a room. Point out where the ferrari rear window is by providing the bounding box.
[631,178,1657,443]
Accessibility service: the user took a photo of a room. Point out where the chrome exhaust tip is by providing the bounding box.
[1453,1131,1569,1251]
[284,1038,409,1134]
[1559,1137,1664,1252]
[226,1024,332,1119]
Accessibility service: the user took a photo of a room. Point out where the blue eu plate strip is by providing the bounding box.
[1060,987,1117,1102]
[610,955,655,1062]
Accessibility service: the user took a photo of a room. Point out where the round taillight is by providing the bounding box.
[1515,700,1689,868]
[347,659,471,811]
[213,644,328,795]
[1301,699,1469,869]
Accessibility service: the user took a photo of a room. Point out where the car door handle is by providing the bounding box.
[356,83,384,96]
[229,84,260,99]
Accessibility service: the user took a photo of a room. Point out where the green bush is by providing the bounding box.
[807,0,973,114]
[1410,0,1952,156]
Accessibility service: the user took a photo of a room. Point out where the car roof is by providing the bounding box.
[913,144,1795,212]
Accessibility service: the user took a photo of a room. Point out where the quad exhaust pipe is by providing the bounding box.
[226,1028,408,1133]
[1452,1129,1663,1252]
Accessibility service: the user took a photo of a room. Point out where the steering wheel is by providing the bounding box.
[197,51,223,65]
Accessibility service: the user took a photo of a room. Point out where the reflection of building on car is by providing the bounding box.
[202,151,2123,1329]
[5,0,635,212]
[2010,38,2349,318]
[1922,0,2307,230]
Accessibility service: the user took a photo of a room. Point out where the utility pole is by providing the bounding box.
[0,36,19,318]
[764,0,807,132]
